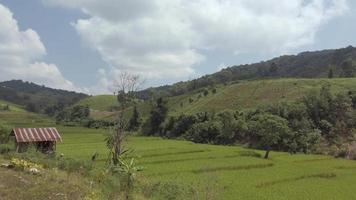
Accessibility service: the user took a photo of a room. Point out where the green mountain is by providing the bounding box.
[0,80,88,115]
[137,46,356,99]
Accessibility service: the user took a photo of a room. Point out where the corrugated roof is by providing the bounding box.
[11,128,62,143]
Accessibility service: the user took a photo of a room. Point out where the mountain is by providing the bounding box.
[137,46,356,99]
[0,80,88,115]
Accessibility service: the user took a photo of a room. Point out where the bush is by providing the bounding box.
[0,125,10,144]
[184,121,222,144]
[203,89,209,96]
[211,88,217,94]
[0,143,12,154]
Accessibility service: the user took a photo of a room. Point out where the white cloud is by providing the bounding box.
[44,0,349,86]
[0,4,83,92]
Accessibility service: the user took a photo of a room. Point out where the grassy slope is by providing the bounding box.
[83,78,356,120]
[2,105,356,199]
[0,99,26,112]
[0,157,97,200]
[76,95,117,111]
[169,78,356,115]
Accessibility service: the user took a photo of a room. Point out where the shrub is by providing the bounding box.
[0,125,10,144]
[10,158,43,170]
[0,143,12,154]
[203,89,209,96]
[211,88,217,94]
[184,121,222,144]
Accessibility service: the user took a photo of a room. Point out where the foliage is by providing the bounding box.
[248,114,291,158]
[0,124,10,144]
[0,80,87,115]
[10,158,44,171]
[0,104,10,111]
[184,121,223,144]
[56,105,90,123]
[116,157,143,200]
[340,59,355,78]
[128,106,141,131]
[142,97,168,136]
[136,46,356,99]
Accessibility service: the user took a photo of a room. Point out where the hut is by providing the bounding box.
[10,128,62,153]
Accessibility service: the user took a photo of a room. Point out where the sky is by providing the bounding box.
[0,0,355,94]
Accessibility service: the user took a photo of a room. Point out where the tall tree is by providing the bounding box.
[328,67,334,79]
[128,106,141,131]
[146,97,168,135]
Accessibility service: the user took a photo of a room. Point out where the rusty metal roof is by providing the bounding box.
[11,128,62,143]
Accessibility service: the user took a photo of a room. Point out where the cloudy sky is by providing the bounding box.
[0,0,355,94]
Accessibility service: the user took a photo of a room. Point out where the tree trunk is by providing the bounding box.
[264,150,270,159]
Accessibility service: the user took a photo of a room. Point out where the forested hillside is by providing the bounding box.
[0,80,87,115]
[137,46,356,99]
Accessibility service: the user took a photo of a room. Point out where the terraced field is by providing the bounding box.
[55,127,356,200]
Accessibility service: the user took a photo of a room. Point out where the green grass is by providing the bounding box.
[0,100,25,112]
[76,95,117,111]
[54,126,356,199]
[82,78,356,120]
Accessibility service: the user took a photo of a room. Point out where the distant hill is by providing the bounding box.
[86,78,356,121]
[137,46,356,99]
[0,80,88,115]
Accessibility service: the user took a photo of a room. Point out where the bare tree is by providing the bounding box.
[106,72,141,166]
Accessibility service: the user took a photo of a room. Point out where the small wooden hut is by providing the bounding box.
[10,128,62,153]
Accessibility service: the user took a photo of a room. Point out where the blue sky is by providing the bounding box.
[0,0,355,94]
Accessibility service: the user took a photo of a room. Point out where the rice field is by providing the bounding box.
[2,85,356,199]
[54,126,356,200]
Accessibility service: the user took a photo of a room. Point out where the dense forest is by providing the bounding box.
[137,46,356,99]
[0,80,87,115]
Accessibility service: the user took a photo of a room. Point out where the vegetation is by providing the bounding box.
[55,105,90,123]
[0,80,87,115]
[128,106,141,131]
[1,98,356,199]
[1,46,356,199]
[82,78,356,122]
[248,114,291,158]
[142,97,168,136]
[141,86,355,159]
[136,46,356,99]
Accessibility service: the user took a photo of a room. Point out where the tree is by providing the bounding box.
[106,72,141,166]
[128,106,141,131]
[144,97,168,136]
[185,121,222,144]
[328,68,334,79]
[70,105,90,121]
[216,111,247,144]
[203,89,209,96]
[269,62,279,75]
[340,60,355,78]
[0,125,10,144]
[248,114,291,159]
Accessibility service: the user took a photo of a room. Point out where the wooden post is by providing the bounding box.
[16,143,19,153]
